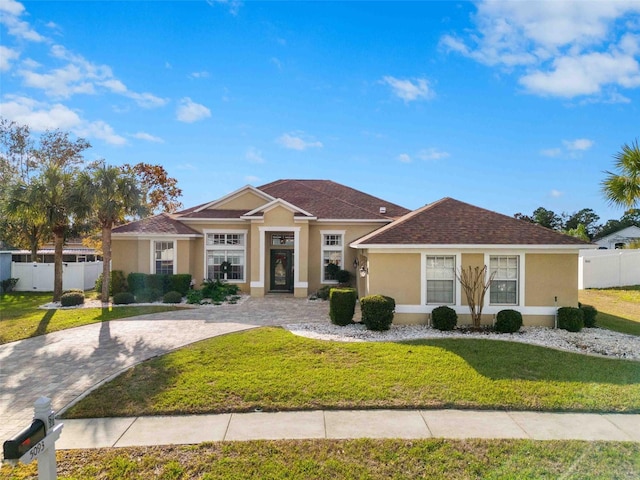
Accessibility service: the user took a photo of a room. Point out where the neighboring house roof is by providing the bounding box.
[113,213,202,236]
[352,197,593,247]
[258,179,410,220]
[594,225,640,246]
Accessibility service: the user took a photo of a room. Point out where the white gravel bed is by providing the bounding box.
[284,323,640,361]
[40,294,250,310]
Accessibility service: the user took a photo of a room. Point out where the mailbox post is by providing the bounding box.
[3,397,63,480]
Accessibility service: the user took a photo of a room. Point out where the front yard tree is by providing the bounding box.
[78,162,143,302]
[602,139,640,209]
[456,265,496,329]
[123,162,183,215]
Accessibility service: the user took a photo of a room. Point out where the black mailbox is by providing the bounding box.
[3,419,46,460]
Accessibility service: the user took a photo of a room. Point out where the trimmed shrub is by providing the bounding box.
[495,309,523,333]
[60,291,85,307]
[336,269,351,285]
[361,294,395,331]
[63,288,84,295]
[432,305,458,331]
[186,289,204,305]
[580,304,598,328]
[316,285,332,300]
[136,288,162,303]
[1,278,19,293]
[170,274,192,296]
[95,270,127,296]
[329,288,357,326]
[147,274,170,294]
[558,307,584,332]
[325,263,340,281]
[113,292,135,305]
[127,273,146,295]
[163,290,183,304]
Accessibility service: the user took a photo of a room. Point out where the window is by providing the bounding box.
[490,255,518,304]
[426,256,455,304]
[321,232,343,282]
[271,233,294,246]
[154,241,174,275]
[206,232,245,281]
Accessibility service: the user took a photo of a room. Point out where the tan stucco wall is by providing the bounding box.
[525,253,578,307]
[460,253,485,306]
[111,239,141,274]
[215,190,268,211]
[307,223,384,294]
[176,239,191,275]
[366,252,422,305]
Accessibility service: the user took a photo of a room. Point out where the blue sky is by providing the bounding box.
[1,1,639,223]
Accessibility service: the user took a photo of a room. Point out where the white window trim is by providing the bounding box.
[425,255,457,305]
[320,230,345,284]
[421,253,462,306]
[485,252,524,307]
[150,239,178,275]
[203,229,248,283]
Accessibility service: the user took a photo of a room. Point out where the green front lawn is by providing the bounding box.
[0,292,184,344]
[64,327,640,418]
[579,286,640,336]
[2,440,639,480]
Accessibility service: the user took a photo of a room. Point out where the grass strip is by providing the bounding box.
[1,439,638,480]
[64,327,640,418]
[0,292,183,344]
[579,286,640,336]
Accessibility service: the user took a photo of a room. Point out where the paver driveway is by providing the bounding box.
[0,296,330,440]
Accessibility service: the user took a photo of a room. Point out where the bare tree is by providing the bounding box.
[456,265,495,329]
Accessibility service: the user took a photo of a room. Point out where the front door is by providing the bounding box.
[270,250,293,292]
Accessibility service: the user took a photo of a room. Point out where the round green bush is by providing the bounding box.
[495,309,523,333]
[60,292,85,307]
[431,305,457,331]
[163,290,183,304]
[336,269,351,284]
[580,304,598,328]
[113,292,135,305]
[557,307,584,332]
[329,288,357,326]
[136,288,162,303]
[361,294,395,331]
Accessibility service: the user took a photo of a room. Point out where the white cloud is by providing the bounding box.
[382,76,434,102]
[176,97,211,123]
[189,71,210,79]
[207,0,243,16]
[540,148,562,157]
[0,94,126,145]
[550,189,563,198]
[441,0,640,100]
[0,46,19,71]
[76,120,127,146]
[416,148,450,161]
[276,132,323,151]
[397,153,411,163]
[563,138,594,151]
[244,175,260,184]
[270,57,282,70]
[0,0,46,42]
[246,147,265,163]
[132,132,164,143]
[0,95,82,130]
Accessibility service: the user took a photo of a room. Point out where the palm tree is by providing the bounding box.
[77,162,143,302]
[602,139,640,209]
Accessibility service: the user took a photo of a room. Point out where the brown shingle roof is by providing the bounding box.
[354,198,592,246]
[113,213,201,236]
[258,179,410,220]
[178,209,249,219]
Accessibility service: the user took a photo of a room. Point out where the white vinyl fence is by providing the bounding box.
[579,250,640,289]
[11,261,103,292]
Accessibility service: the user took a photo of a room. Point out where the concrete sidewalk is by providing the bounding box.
[54,409,640,449]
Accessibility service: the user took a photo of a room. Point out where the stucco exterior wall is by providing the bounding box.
[525,253,578,307]
[366,252,422,305]
[216,190,270,211]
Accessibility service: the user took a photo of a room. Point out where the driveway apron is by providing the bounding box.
[0,296,330,441]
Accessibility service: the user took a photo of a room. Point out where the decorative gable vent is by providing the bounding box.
[379,206,387,214]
